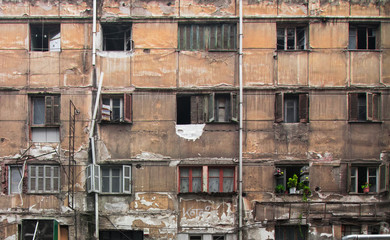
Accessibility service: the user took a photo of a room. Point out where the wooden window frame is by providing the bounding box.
[28,165,60,193]
[277,25,307,51]
[8,165,23,195]
[347,165,388,194]
[348,24,378,50]
[208,167,235,193]
[101,94,132,123]
[100,165,132,194]
[275,93,309,123]
[348,92,381,122]
[176,94,208,124]
[208,92,238,123]
[179,167,203,193]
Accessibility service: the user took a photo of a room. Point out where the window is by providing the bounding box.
[342,225,361,236]
[275,166,309,192]
[8,165,23,194]
[101,165,131,194]
[275,93,309,123]
[213,236,225,240]
[177,93,238,124]
[22,220,58,240]
[28,165,60,193]
[30,23,60,52]
[190,236,202,240]
[277,26,307,50]
[348,93,380,122]
[100,230,144,240]
[208,167,234,193]
[275,225,308,240]
[349,166,377,193]
[349,24,378,50]
[31,95,60,142]
[178,23,237,51]
[101,94,132,123]
[180,167,202,193]
[102,24,132,51]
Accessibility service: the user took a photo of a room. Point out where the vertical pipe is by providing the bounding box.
[92,0,97,66]
[238,0,243,240]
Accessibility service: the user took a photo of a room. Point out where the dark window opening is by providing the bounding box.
[102,24,132,51]
[100,230,144,240]
[215,94,231,123]
[348,92,380,122]
[30,24,60,52]
[277,26,306,50]
[101,94,132,123]
[284,94,299,123]
[275,93,309,123]
[275,166,308,190]
[350,166,377,193]
[190,236,202,240]
[177,95,194,124]
[22,219,58,240]
[342,225,361,236]
[275,225,308,240]
[349,25,378,50]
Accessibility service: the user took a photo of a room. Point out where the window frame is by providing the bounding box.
[347,164,389,194]
[275,225,308,240]
[179,167,203,193]
[30,23,61,52]
[28,165,60,194]
[176,94,208,124]
[100,165,132,194]
[8,165,23,195]
[100,94,132,123]
[275,165,309,193]
[348,24,379,50]
[101,23,132,51]
[275,93,309,123]
[208,167,235,193]
[178,23,237,51]
[208,92,238,123]
[277,25,308,51]
[348,92,381,122]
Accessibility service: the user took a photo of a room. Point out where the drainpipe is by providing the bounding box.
[92,0,97,66]
[238,0,243,240]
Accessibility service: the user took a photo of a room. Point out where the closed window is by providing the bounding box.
[28,165,60,193]
[8,165,23,194]
[101,94,132,123]
[100,165,131,194]
[275,225,308,240]
[178,24,236,51]
[30,23,61,52]
[102,24,132,51]
[31,95,60,142]
[277,26,307,50]
[348,93,380,122]
[342,225,361,236]
[208,168,234,193]
[349,24,378,50]
[275,93,309,123]
[180,167,202,193]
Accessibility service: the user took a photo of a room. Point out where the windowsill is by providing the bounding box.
[348,120,382,124]
[347,49,382,52]
[276,49,310,52]
[348,192,377,195]
[99,193,132,196]
[274,122,310,124]
[27,192,60,195]
[178,192,237,197]
[99,120,132,124]
[30,50,62,53]
[177,49,237,53]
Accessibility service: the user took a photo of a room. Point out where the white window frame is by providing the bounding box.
[8,165,23,195]
[350,166,378,193]
[100,165,132,194]
[86,164,101,193]
[28,165,60,193]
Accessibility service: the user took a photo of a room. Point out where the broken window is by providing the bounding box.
[28,165,60,193]
[101,94,132,123]
[177,93,238,124]
[342,225,361,236]
[275,225,308,240]
[178,23,237,51]
[179,167,202,193]
[277,26,307,50]
[30,23,60,52]
[100,230,144,240]
[275,93,309,123]
[102,24,132,51]
[22,219,58,240]
[275,165,309,192]
[8,165,23,194]
[100,165,131,194]
[31,95,60,142]
[349,24,378,50]
[208,167,234,193]
[348,93,380,122]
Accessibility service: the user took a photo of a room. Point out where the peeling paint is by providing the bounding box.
[175,124,205,141]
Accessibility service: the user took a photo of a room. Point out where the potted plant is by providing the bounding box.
[287,174,298,194]
[361,182,371,193]
[275,184,285,194]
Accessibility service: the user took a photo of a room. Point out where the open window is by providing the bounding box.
[348,164,389,193]
[275,165,309,193]
[28,165,60,193]
[101,165,132,194]
[348,93,381,122]
[208,93,238,123]
[349,24,378,50]
[30,23,60,52]
[30,95,60,142]
[178,23,237,51]
[100,94,132,123]
[22,219,59,240]
[177,95,207,124]
[86,164,100,193]
[275,93,309,123]
[277,25,307,50]
[102,23,132,51]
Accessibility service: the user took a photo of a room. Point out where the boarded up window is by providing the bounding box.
[178,23,236,51]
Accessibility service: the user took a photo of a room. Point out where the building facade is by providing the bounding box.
[0,0,389,239]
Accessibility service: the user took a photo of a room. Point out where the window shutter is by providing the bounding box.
[299,93,309,123]
[208,93,215,122]
[372,93,380,121]
[231,93,239,122]
[367,92,373,121]
[348,93,358,121]
[124,94,132,123]
[347,163,352,193]
[86,164,100,193]
[379,163,389,193]
[45,96,60,125]
[275,93,283,123]
[123,165,132,194]
[86,165,92,193]
[191,96,199,124]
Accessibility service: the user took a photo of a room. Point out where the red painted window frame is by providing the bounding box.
[207,167,235,193]
[179,167,202,193]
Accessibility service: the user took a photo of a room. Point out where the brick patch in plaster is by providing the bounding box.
[175,124,205,141]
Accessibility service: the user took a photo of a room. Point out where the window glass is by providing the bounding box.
[209,169,220,192]
[33,97,45,125]
[29,165,59,193]
[9,166,23,194]
[192,168,202,192]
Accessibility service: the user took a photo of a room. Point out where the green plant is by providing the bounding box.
[275,184,285,194]
[302,185,311,201]
[287,174,298,189]
[361,182,371,189]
